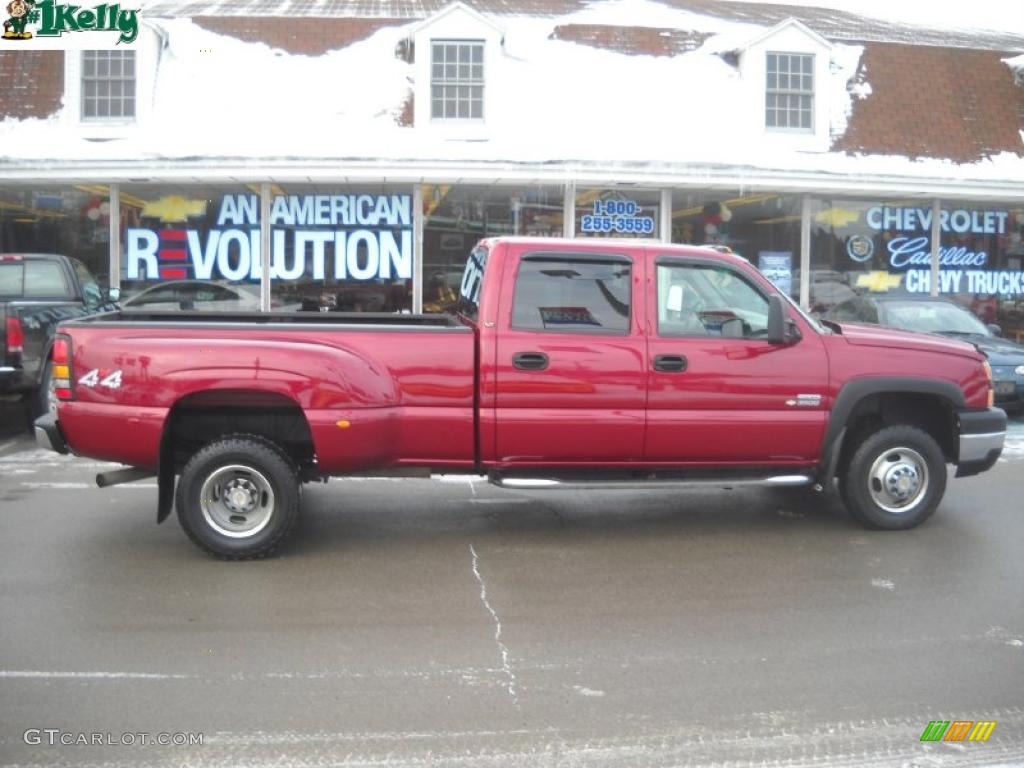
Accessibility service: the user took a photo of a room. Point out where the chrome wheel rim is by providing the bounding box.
[867,446,929,514]
[199,464,275,538]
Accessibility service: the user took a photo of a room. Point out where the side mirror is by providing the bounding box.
[987,323,1001,337]
[106,287,121,303]
[766,294,786,344]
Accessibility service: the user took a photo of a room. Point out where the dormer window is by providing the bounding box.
[431,40,484,120]
[82,50,136,121]
[765,51,813,131]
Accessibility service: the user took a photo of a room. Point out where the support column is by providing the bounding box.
[260,182,271,312]
[930,198,941,297]
[800,194,811,309]
[413,184,424,314]
[562,182,576,238]
[659,189,672,242]
[108,183,120,291]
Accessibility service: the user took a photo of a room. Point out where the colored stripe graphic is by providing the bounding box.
[944,721,973,741]
[158,229,190,280]
[921,721,949,741]
[968,721,997,742]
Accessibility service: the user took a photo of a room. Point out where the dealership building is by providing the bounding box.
[0,0,1022,331]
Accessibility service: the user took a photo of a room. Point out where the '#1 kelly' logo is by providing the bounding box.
[920,720,997,742]
[2,0,138,43]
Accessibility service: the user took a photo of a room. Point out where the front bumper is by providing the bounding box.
[34,412,68,455]
[956,407,1006,478]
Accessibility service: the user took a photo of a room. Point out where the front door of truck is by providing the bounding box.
[493,247,646,464]
[644,255,829,465]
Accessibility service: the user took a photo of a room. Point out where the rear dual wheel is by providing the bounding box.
[175,435,300,559]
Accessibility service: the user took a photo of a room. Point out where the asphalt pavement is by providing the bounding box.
[1,408,1023,767]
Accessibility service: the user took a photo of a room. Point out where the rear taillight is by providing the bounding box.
[5,316,23,354]
[52,335,73,400]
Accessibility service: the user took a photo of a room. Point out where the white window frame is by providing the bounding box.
[765,51,814,133]
[80,50,137,123]
[430,39,485,122]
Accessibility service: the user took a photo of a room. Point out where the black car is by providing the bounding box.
[0,253,118,420]
[825,295,1024,412]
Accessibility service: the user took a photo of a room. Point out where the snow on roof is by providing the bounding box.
[0,0,1022,191]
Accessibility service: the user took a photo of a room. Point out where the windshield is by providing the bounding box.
[883,301,990,336]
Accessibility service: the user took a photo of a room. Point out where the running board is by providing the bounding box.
[489,473,814,491]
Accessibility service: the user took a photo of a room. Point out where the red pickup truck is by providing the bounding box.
[35,238,1006,558]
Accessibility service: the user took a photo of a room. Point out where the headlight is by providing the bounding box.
[1016,365,1024,376]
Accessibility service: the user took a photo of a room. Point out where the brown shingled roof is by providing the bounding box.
[193,16,405,55]
[551,24,710,56]
[835,43,1024,163]
[0,52,64,120]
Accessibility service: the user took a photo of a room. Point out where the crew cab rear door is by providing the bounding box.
[644,252,828,464]
[492,244,646,464]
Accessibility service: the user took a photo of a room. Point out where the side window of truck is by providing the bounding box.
[71,259,102,307]
[657,263,769,338]
[23,261,72,299]
[511,255,631,333]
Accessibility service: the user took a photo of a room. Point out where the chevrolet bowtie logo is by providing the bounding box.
[141,195,208,223]
[815,207,860,228]
[856,271,903,292]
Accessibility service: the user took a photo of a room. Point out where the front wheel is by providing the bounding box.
[840,425,947,530]
[175,435,300,559]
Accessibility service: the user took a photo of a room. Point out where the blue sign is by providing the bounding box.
[580,199,655,235]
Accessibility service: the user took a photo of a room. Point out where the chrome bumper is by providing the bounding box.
[959,431,1005,463]
[956,407,1006,478]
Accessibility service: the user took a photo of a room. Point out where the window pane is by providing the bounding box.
[83,55,95,77]
[656,264,768,338]
[123,97,135,117]
[124,52,135,76]
[470,100,482,118]
[24,261,70,298]
[511,258,631,333]
[472,45,482,63]
[457,100,469,118]
[0,263,23,296]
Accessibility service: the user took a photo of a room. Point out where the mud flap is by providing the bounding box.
[156,431,175,524]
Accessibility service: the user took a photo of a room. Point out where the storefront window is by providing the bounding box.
[422,184,563,312]
[672,191,802,300]
[269,184,413,313]
[575,188,659,239]
[0,185,112,286]
[937,203,1023,339]
[808,197,909,315]
[120,184,261,311]
[810,199,1024,338]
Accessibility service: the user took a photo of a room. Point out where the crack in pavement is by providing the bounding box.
[469,543,520,708]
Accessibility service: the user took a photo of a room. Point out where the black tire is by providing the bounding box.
[175,434,300,559]
[840,425,946,530]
